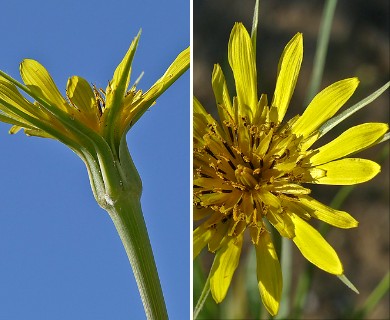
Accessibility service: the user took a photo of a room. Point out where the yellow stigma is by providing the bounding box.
[235,165,258,189]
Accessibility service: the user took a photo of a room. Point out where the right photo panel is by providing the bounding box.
[193,1,389,319]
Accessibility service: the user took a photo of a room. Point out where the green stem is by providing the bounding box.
[107,194,168,320]
[86,137,167,320]
[194,260,211,319]
[250,0,260,58]
[275,237,292,319]
[305,0,338,104]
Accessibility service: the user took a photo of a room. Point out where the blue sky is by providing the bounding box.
[0,1,189,319]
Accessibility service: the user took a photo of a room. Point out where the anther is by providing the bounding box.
[235,165,258,189]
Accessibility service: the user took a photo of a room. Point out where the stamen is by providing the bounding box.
[235,165,258,188]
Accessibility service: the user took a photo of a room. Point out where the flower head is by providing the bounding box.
[193,23,388,315]
[0,32,189,209]
[0,31,189,155]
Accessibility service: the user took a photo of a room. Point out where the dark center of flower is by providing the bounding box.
[234,165,258,188]
[194,109,313,244]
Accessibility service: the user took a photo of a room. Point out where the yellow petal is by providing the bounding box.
[258,190,281,210]
[66,76,100,130]
[9,125,22,134]
[267,209,295,239]
[228,23,257,119]
[273,183,311,195]
[66,76,95,113]
[23,127,52,138]
[291,214,343,274]
[0,79,48,128]
[193,225,213,259]
[193,96,224,145]
[20,59,68,111]
[210,234,243,303]
[208,221,230,253]
[0,79,36,116]
[131,46,190,126]
[212,64,234,123]
[311,158,380,185]
[292,78,359,137]
[198,192,235,207]
[143,46,190,103]
[194,206,213,221]
[193,95,209,118]
[310,123,389,165]
[299,195,358,228]
[0,114,29,128]
[256,231,282,316]
[272,33,303,123]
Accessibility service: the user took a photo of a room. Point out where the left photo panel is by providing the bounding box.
[0,1,189,319]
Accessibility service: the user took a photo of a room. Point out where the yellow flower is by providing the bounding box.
[193,23,388,316]
[0,31,189,154]
[0,31,189,210]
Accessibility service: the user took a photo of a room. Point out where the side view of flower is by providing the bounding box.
[0,31,189,320]
[0,32,189,208]
[193,22,388,316]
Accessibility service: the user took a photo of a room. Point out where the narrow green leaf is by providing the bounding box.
[319,81,390,138]
[251,0,260,58]
[352,271,390,319]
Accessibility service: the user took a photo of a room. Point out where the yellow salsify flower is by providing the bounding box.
[0,30,189,167]
[193,22,388,316]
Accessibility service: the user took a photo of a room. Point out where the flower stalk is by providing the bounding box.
[86,136,167,319]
